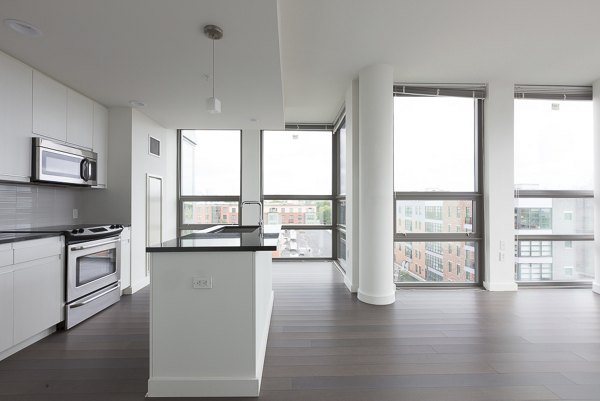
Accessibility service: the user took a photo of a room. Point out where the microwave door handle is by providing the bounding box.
[80,159,90,181]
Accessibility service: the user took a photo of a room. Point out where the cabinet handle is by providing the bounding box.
[70,282,120,308]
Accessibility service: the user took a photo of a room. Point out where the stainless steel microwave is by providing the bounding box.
[31,138,97,186]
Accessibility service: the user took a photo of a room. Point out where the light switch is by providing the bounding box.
[193,276,212,289]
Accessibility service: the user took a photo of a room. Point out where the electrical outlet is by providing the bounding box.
[193,277,212,289]
[72,209,79,219]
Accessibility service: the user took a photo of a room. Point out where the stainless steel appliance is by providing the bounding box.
[64,224,124,329]
[32,138,98,186]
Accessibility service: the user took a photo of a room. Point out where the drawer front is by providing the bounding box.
[0,243,12,268]
[13,236,63,264]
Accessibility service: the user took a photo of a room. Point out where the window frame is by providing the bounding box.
[261,127,336,261]
[514,190,594,284]
[177,129,243,233]
[393,96,485,287]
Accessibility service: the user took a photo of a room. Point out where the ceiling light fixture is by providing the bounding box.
[129,100,146,108]
[4,19,43,37]
[203,24,223,114]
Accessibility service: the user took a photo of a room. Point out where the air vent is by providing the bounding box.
[149,136,161,157]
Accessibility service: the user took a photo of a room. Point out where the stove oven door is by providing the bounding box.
[67,237,121,303]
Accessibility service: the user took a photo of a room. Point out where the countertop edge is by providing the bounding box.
[146,245,277,253]
[0,232,63,244]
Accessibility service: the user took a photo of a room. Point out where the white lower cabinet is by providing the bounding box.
[121,227,131,291]
[0,270,14,351]
[0,236,64,359]
[13,256,63,344]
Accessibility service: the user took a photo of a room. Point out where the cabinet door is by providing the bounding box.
[67,89,94,149]
[33,71,67,142]
[0,51,33,181]
[0,270,14,352]
[93,102,108,187]
[13,256,63,344]
[121,229,131,290]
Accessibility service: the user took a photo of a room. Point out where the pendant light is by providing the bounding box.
[204,24,223,114]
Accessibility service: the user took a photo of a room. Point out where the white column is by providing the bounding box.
[592,81,600,294]
[483,81,518,291]
[344,79,360,293]
[357,64,395,305]
[241,129,261,226]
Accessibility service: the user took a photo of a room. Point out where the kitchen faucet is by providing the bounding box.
[241,200,263,228]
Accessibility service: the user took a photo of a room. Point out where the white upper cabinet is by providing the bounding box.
[67,89,94,149]
[0,52,33,181]
[93,102,109,187]
[33,70,67,142]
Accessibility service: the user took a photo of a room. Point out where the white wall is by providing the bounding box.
[241,129,262,225]
[483,81,518,291]
[593,80,600,294]
[130,109,177,292]
[343,79,359,292]
[80,107,132,224]
[80,107,176,294]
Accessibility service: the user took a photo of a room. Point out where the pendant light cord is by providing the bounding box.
[212,38,215,98]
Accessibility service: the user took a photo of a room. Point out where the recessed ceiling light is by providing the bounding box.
[4,19,42,37]
[129,100,146,108]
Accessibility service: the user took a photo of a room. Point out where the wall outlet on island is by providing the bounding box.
[193,277,212,289]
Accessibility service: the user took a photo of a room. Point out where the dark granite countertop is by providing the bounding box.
[146,225,281,252]
[0,232,62,245]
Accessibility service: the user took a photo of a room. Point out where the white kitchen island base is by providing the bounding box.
[147,250,274,398]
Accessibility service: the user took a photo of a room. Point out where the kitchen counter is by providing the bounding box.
[0,232,62,244]
[146,224,278,398]
[146,224,280,252]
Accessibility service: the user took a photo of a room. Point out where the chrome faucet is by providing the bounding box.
[241,200,263,228]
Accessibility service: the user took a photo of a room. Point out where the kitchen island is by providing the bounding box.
[145,225,280,398]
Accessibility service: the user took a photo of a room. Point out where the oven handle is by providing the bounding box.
[70,238,120,251]
[70,282,120,308]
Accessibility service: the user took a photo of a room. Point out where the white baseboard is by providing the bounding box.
[483,281,518,291]
[593,282,600,294]
[357,288,396,305]
[147,377,261,397]
[124,277,150,294]
[256,291,274,381]
[0,327,56,362]
[343,275,358,293]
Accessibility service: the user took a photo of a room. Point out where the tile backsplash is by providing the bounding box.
[0,183,81,230]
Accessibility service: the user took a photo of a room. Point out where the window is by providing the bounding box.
[394,95,476,192]
[514,88,594,283]
[393,87,483,284]
[263,129,333,259]
[515,208,552,230]
[263,130,331,195]
[179,130,240,230]
[335,119,346,267]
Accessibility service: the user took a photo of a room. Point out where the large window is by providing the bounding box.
[263,129,333,259]
[514,86,594,283]
[393,85,485,284]
[179,130,241,230]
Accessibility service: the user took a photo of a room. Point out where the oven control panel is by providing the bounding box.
[65,225,124,243]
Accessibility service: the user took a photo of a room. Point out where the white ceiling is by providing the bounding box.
[0,0,284,129]
[1,0,600,126]
[279,0,600,122]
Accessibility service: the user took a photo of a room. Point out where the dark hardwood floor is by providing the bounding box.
[1,262,600,401]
